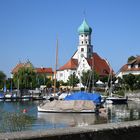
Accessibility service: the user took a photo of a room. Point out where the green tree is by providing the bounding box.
[127,56,136,63]
[13,67,37,92]
[134,74,140,89]
[81,70,99,92]
[67,73,79,89]
[100,76,108,84]
[0,71,6,89]
[123,74,136,91]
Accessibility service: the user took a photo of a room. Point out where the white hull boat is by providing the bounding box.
[37,106,96,113]
[38,100,97,113]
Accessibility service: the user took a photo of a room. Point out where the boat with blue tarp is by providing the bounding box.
[0,92,5,100]
[64,91,102,105]
[38,91,103,113]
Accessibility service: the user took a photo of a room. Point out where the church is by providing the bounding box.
[56,19,113,83]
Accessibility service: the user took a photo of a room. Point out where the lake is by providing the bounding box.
[0,100,140,133]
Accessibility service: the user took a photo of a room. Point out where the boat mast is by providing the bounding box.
[92,54,94,93]
[106,60,113,96]
[54,38,58,95]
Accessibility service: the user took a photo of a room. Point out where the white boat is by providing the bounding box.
[22,95,32,101]
[38,100,97,113]
[105,60,128,104]
[5,93,12,98]
[58,92,71,100]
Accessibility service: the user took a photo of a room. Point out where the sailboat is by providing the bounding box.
[38,39,103,113]
[105,61,127,104]
[4,80,13,100]
[48,38,59,101]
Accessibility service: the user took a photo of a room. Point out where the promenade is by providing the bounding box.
[0,120,140,140]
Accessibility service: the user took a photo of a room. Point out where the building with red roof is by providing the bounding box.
[11,60,34,75]
[35,67,53,80]
[11,60,53,80]
[117,56,140,78]
[57,19,113,83]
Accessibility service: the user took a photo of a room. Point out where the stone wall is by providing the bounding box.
[0,120,140,140]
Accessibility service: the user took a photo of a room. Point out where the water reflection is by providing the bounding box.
[106,101,140,123]
[0,101,140,133]
[38,113,107,128]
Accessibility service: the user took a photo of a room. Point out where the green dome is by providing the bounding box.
[78,19,92,35]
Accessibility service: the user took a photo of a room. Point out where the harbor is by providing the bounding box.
[0,99,140,133]
[0,0,140,139]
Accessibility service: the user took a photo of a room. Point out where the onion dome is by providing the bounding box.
[78,19,92,35]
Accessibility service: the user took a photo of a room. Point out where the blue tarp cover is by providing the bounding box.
[0,92,4,98]
[64,91,101,104]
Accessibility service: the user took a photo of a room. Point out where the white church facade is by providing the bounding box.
[57,19,112,83]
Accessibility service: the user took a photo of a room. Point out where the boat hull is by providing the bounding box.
[106,97,127,104]
[37,106,96,113]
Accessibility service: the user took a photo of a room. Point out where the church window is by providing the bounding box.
[81,48,84,52]
[81,35,83,37]
[85,34,87,37]
[86,41,87,44]
[81,41,83,44]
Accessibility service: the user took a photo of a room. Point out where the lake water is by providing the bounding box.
[0,100,140,133]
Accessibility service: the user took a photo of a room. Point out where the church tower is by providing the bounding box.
[77,19,93,63]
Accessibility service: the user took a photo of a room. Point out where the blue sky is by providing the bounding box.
[0,0,140,77]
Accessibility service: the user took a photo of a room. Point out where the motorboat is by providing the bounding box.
[106,96,128,104]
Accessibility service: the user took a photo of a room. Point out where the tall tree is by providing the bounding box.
[67,73,79,89]
[134,74,140,89]
[81,70,99,92]
[123,74,136,91]
[0,71,6,89]
[13,67,37,92]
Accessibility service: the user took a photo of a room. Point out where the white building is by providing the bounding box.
[57,19,112,83]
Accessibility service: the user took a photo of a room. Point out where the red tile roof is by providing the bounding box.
[58,58,78,71]
[12,62,53,74]
[87,53,113,77]
[12,61,34,74]
[58,52,113,77]
[11,63,25,74]
[120,56,140,72]
[35,68,53,74]
[120,64,140,72]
